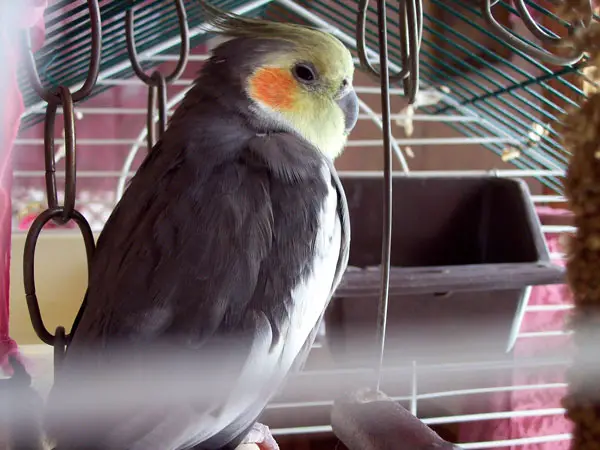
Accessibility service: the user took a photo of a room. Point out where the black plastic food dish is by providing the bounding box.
[324,174,566,365]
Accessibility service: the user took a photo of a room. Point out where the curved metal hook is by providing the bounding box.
[356,0,423,104]
[372,0,394,391]
[24,0,101,103]
[44,86,76,224]
[126,0,190,85]
[399,0,422,104]
[514,0,590,45]
[356,0,410,82]
[513,0,561,43]
[146,72,168,152]
[23,208,95,348]
[479,0,586,66]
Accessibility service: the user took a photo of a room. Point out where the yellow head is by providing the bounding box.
[200,2,358,159]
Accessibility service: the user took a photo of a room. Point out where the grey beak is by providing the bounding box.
[336,88,359,134]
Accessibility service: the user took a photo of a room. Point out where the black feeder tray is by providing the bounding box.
[325,175,565,365]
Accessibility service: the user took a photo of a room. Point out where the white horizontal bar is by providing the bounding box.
[143,54,209,62]
[355,87,409,95]
[422,407,566,425]
[526,304,573,312]
[530,195,566,203]
[96,78,188,86]
[298,357,569,380]
[336,170,566,177]
[271,425,331,436]
[267,382,567,410]
[459,434,571,449]
[518,330,572,338]
[549,252,566,260]
[270,409,566,435]
[385,114,480,122]
[273,428,572,447]
[273,426,572,447]
[415,382,567,400]
[541,225,576,233]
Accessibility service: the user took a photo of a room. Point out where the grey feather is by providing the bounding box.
[44,33,350,450]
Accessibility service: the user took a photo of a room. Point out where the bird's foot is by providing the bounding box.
[236,423,279,450]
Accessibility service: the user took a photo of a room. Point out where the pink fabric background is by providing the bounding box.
[457,206,574,448]
[0,0,48,373]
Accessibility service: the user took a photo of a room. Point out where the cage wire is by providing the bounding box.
[2,0,598,449]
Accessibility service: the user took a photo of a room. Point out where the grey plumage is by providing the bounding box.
[44,35,350,450]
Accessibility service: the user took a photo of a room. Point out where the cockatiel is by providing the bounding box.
[44,3,357,450]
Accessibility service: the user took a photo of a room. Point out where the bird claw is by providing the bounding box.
[237,423,279,450]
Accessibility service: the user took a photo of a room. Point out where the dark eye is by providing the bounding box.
[292,63,317,83]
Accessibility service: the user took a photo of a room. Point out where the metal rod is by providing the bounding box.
[270,410,568,434]
[519,330,573,338]
[541,225,576,233]
[410,361,418,415]
[264,382,567,410]
[457,434,572,449]
[526,304,573,312]
[373,0,394,393]
[529,195,567,202]
[144,54,209,62]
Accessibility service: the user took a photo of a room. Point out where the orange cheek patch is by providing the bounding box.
[248,67,296,111]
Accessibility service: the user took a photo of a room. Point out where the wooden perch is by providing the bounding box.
[331,388,461,450]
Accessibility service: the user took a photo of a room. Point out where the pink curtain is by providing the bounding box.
[0,0,48,373]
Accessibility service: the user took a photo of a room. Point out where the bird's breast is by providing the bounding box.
[279,163,342,371]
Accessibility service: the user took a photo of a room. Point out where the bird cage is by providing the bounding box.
[1,0,597,449]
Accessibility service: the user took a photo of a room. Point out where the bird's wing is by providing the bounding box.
[328,158,351,296]
[46,138,275,449]
[45,129,332,450]
[287,160,351,378]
